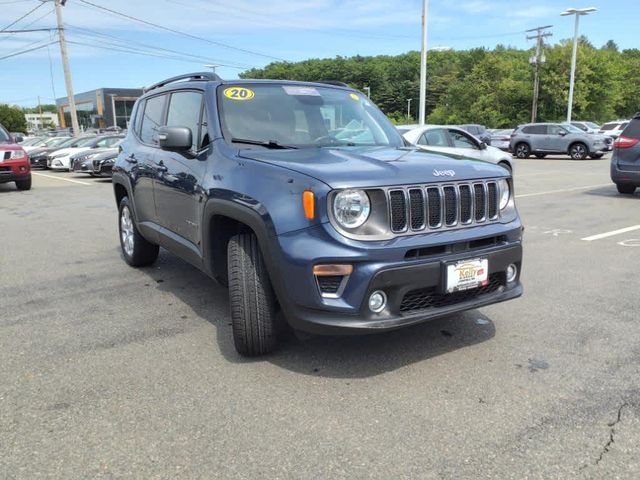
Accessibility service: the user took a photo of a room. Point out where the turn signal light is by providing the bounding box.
[312,264,353,276]
[303,190,315,220]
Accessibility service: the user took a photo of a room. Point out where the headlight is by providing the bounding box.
[51,153,66,159]
[333,189,371,229]
[498,179,510,210]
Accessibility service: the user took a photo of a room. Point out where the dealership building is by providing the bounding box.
[56,87,143,131]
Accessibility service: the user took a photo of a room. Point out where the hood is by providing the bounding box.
[238,146,507,189]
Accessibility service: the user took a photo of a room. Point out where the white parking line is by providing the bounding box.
[515,183,611,198]
[581,225,640,242]
[31,172,92,186]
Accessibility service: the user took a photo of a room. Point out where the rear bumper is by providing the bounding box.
[611,161,640,186]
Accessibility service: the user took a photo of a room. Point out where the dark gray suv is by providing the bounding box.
[510,123,612,160]
[610,113,640,194]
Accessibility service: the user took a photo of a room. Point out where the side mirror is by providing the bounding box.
[559,131,567,136]
[157,126,192,151]
[14,135,23,143]
[479,141,488,150]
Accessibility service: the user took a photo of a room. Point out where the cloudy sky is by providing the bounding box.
[0,0,633,107]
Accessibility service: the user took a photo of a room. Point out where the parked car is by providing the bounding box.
[112,72,523,356]
[71,139,122,176]
[91,149,118,177]
[29,136,91,168]
[48,135,124,171]
[458,124,492,144]
[0,123,31,190]
[599,121,629,140]
[510,123,612,160]
[22,136,70,154]
[402,125,513,173]
[489,129,513,151]
[610,112,640,194]
[571,121,600,134]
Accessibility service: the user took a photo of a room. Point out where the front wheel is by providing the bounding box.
[616,183,637,194]
[15,177,31,190]
[590,153,604,159]
[569,143,588,160]
[228,233,278,356]
[118,196,159,267]
[514,143,530,159]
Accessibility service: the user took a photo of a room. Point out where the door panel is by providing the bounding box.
[546,124,568,151]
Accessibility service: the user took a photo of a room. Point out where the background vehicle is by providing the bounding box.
[29,136,89,168]
[48,135,123,171]
[489,128,513,151]
[610,113,640,194]
[571,121,600,134]
[71,139,122,176]
[403,125,513,172]
[0,123,31,190]
[22,136,70,154]
[600,121,629,139]
[112,73,522,356]
[458,124,492,144]
[510,123,612,160]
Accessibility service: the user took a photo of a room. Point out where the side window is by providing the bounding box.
[548,125,566,135]
[449,129,478,149]
[523,125,545,134]
[96,137,120,148]
[140,94,166,145]
[418,129,449,147]
[200,108,210,150]
[133,101,144,136]
[166,91,203,152]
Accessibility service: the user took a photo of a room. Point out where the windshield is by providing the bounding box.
[0,125,10,143]
[21,137,42,146]
[74,137,98,147]
[218,84,402,148]
[562,124,584,134]
[46,137,69,147]
[585,122,599,129]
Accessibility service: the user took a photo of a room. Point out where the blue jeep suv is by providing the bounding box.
[112,73,523,356]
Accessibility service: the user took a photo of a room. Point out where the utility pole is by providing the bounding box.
[54,0,80,136]
[526,25,552,123]
[418,0,428,126]
[38,95,43,131]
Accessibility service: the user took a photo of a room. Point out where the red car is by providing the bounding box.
[0,124,31,190]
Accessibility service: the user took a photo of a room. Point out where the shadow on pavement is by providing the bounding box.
[143,250,497,379]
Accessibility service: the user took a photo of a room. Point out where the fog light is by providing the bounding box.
[506,264,517,283]
[368,290,387,313]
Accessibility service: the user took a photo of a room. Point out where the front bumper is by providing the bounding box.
[30,155,48,168]
[272,220,523,335]
[0,167,30,184]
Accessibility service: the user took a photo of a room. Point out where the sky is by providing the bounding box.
[0,0,635,108]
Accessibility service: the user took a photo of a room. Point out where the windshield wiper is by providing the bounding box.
[230,138,297,149]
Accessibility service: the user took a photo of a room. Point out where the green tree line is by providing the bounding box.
[240,38,639,127]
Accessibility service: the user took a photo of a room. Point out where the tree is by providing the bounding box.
[602,40,619,52]
[22,104,58,114]
[0,104,27,133]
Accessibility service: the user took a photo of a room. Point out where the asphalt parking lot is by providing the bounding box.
[2,155,639,479]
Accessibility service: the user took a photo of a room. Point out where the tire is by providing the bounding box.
[569,142,588,160]
[590,153,604,159]
[514,143,530,159]
[534,153,547,159]
[228,233,278,356]
[15,177,31,191]
[498,161,512,174]
[118,196,159,267]
[616,183,637,194]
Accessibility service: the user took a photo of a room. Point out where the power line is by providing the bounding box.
[1,1,46,32]
[0,7,54,44]
[0,40,57,61]
[76,0,285,61]
[46,30,57,100]
[0,28,56,33]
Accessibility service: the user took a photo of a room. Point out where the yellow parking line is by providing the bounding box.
[31,172,92,186]
[515,183,611,198]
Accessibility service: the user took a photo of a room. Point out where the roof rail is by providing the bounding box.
[144,72,222,93]
[316,80,349,88]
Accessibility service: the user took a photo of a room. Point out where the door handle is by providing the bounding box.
[125,153,137,164]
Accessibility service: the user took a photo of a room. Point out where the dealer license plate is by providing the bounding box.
[446,258,489,293]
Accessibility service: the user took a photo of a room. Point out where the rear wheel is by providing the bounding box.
[534,153,547,159]
[15,177,31,191]
[616,183,637,194]
[589,153,604,159]
[514,143,530,159]
[228,233,278,356]
[118,196,159,267]
[569,143,588,160]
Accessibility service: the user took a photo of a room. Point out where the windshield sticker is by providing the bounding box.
[349,93,360,101]
[223,87,255,101]
[282,86,320,96]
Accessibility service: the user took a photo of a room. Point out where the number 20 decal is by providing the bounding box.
[223,87,255,100]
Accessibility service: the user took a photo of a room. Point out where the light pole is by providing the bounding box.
[418,0,429,126]
[109,94,117,129]
[407,98,412,122]
[363,86,371,98]
[561,7,596,123]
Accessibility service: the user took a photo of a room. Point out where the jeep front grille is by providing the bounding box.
[388,180,500,234]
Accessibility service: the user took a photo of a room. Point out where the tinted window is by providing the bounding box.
[572,122,587,131]
[548,125,567,135]
[0,125,10,142]
[601,122,618,131]
[449,129,478,149]
[522,125,546,134]
[96,136,123,148]
[418,129,448,147]
[622,119,640,140]
[140,95,166,144]
[132,101,144,136]
[166,91,203,151]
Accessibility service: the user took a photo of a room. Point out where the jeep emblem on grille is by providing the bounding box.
[433,169,456,177]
